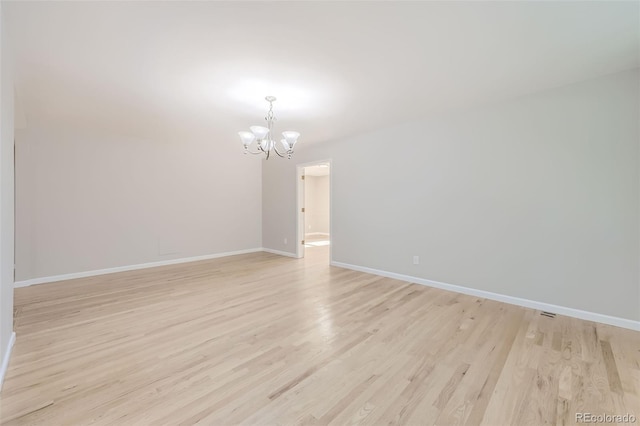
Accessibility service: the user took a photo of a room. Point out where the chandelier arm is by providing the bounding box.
[272,145,286,158]
[245,140,266,155]
[274,143,293,158]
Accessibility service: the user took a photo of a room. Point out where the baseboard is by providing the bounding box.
[261,248,299,258]
[16,250,636,330]
[14,248,264,288]
[305,232,330,237]
[331,261,640,331]
[0,332,16,390]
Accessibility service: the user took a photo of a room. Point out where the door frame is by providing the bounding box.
[296,159,332,260]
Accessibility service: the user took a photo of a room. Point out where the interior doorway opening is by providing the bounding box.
[297,160,331,260]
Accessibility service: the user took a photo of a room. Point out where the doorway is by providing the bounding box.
[297,160,331,260]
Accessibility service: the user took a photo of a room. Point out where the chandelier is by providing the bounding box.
[238,96,300,160]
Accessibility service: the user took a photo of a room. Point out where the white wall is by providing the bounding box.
[304,175,329,235]
[263,69,640,322]
[15,125,262,281]
[0,2,15,379]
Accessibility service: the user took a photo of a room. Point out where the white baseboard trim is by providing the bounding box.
[15,250,637,330]
[331,261,640,331]
[0,332,16,390]
[262,248,299,258]
[305,232,330,237]
[14,248,264,288]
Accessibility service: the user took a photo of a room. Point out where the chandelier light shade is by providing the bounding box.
[238,131,255,146]
[238,96,300,159]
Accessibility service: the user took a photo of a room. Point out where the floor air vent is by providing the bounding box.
[541,311,556,318]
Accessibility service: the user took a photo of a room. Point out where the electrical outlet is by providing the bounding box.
[413,256,419,265]
[284,238,288,245]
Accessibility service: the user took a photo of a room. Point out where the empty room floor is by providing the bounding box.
[305,234,330,248]
[1,246,638,425]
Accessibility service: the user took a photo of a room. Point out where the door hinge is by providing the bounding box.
[301,207,305,213]
[301,240,305,245]
[301,175,305,180]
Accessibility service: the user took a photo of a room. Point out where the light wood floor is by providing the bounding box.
[1,246,638,425]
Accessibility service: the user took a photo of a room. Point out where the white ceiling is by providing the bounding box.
[6,1,639,144]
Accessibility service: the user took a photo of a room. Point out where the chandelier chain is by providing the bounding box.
[265,99,276,127]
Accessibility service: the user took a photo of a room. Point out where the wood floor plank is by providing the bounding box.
[1,246,638,425]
